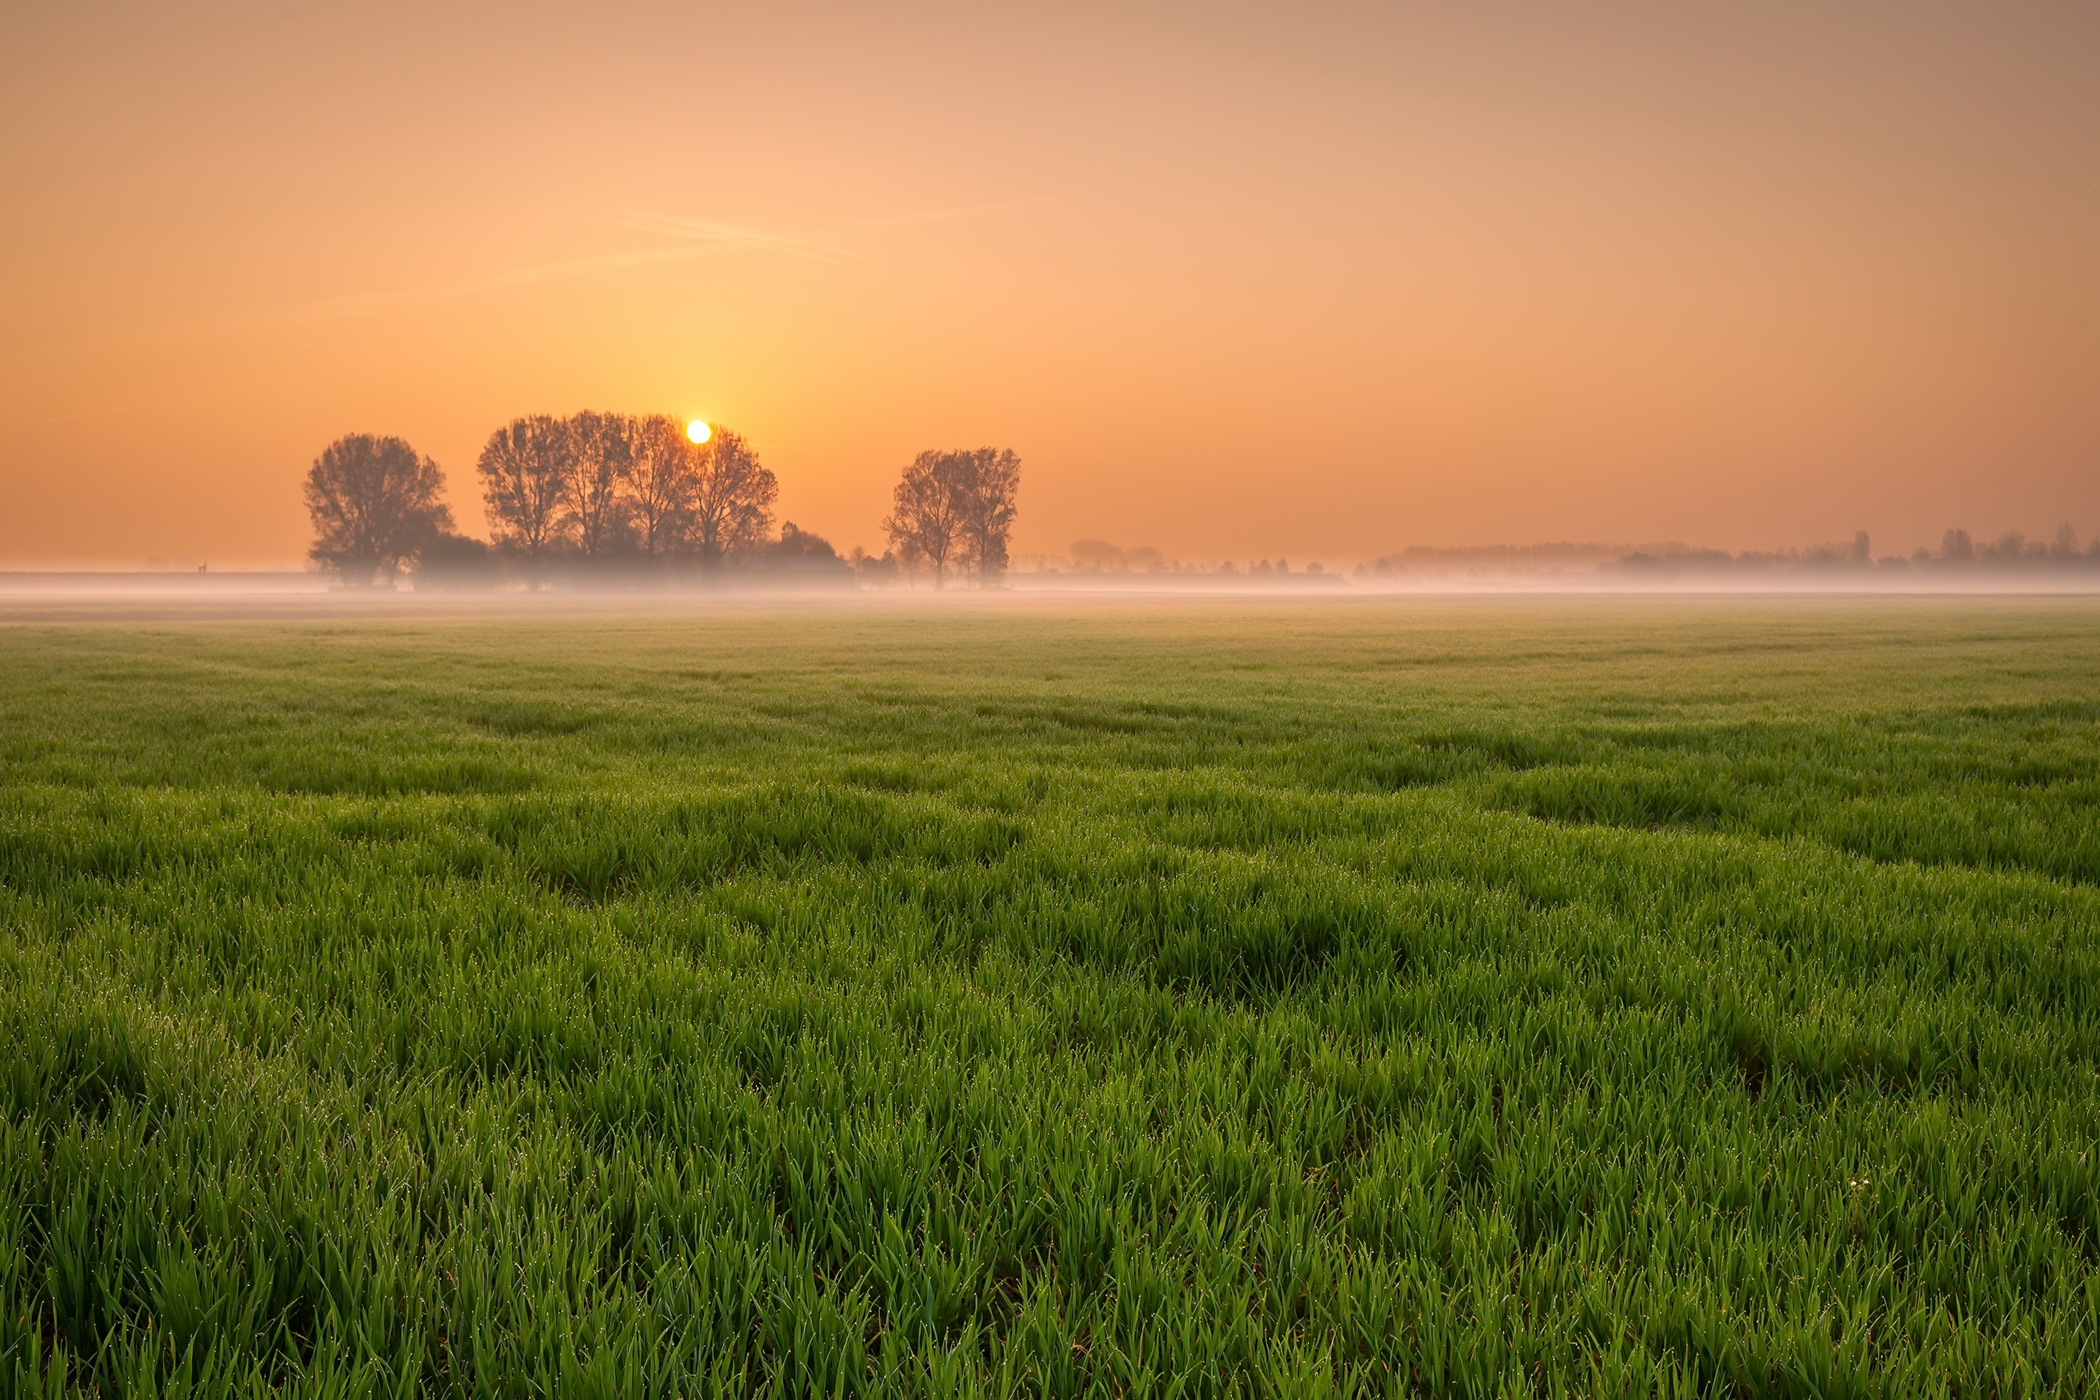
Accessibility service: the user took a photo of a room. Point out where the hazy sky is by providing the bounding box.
[4,1,2096,567]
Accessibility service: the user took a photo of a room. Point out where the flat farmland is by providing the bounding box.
[2,597,2097,1397]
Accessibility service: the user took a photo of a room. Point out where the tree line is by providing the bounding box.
[304,414,1020,588]
[1608,525,2100,573]
[1350,526,2100,578]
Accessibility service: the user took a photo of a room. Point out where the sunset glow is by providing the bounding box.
[687,420,711,445]
[0,5,2094,568]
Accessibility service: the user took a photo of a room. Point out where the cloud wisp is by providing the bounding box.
[1,198,1051,376]
[289,197,1050,322]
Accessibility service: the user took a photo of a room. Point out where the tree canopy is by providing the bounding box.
[625,415,698,556]
[566,410,635,557]
[687,428,778,564]
[885,448,1022,586]
[473,412,774,571]
[475,416,572,563]
[314,413,979,590]
[304,434,452,585]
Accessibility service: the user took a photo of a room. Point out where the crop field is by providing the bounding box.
[1,595,2097,1398]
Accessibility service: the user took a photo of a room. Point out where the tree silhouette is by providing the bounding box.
[885,448,1021,586]
[476,416,573,572]
[304,434,452,586]
[413,532,499,590]
[687,427,777,565]
[885,451,970,586]
[954,447,1021,583]
[624,415,698,555]
[565,411,634,556]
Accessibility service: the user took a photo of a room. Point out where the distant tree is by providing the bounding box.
[763,521,841,560]
[884,451,970,586]
[686,427,778,565]
[2053,522,2081,558]
[477,416,573,571]
[849,546,901,586]
[1070,539,1125,571]
[1851,531,1871,563]
[303,433,452,586]
[412,532,500,591]
[884,447,1021,587]
[565,411,635,556]
[953,447,1021,584]
[1941,528,1973,563]
[624,415,698,555]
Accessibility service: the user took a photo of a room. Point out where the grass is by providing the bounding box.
[1,594,2096,1397]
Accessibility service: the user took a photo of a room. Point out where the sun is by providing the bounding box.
[686,419,711,444]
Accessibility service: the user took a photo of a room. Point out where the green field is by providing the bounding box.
[3,596,2097,1397]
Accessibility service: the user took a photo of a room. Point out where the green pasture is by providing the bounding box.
[2,596,2097,1397]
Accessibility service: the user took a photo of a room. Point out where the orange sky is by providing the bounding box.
[3,2,2096,568]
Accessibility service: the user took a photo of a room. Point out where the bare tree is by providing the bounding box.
[687,427,777,565]
[884,450,970,586]
[884,448,1021,586]
[304,433,452,586]
[477,415,573,571]
[624,415,698,555]
[955,447,1021,584]
[565,411,634,555]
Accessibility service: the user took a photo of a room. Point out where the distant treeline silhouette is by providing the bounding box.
[1611,527,2099,574]
[1021,528,2100,581]
[1360,528,2100,577]
[303,416,1020,589]
[1038,541,1334,577]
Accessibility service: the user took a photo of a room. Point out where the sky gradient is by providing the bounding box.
[4,1,2096,567]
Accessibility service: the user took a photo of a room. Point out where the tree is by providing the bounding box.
[304,433,452,586]
[624,415,698,555]
[565,411,634,556]
[884,450,970,586]
[759,521,841,560]
[849,546,901,586]
[412,532,500,591]
[884,447,1021,587]
[687,427,777,565]
[954,447,1021,583]
[476,416,573,570]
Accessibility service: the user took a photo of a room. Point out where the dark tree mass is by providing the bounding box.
[459,412,782,582]
[302,434,452,586]
[685,428,778,566]
[624,415,698,557]
[885,447,1022,587]
[565,410,635,557]
[309,413,1009,589]
[954,447,1021,582]
[474,416,571,565]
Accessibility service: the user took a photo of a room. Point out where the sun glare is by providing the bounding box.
[687,420,710,444]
